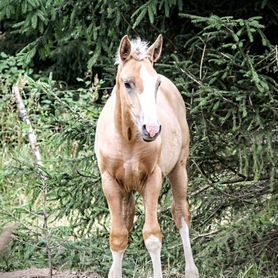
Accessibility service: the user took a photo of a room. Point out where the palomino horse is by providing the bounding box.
[95,35,199,278]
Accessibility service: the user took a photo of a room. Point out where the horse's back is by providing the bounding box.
[157,75,189,175]
[158,75,188,122]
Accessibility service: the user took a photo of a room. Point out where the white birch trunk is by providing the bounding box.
[13,83,52,277]
[13,85,43,167]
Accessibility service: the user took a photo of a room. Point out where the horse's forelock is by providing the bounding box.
[115,38,149,65]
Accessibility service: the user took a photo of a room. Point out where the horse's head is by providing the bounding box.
[116,35,163,142]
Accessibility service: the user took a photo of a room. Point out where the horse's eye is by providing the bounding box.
[124,81,132,89]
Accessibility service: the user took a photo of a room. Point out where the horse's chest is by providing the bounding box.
[114,158,151,193]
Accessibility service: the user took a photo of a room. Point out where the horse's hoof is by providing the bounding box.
[108,268,122,278]
[185,267,200,278]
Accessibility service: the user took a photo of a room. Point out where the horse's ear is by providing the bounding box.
[147,34,163,63]
[119,35,132,62]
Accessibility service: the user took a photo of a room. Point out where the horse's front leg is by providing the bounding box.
[142,167,163,278]
[102,172,128,278]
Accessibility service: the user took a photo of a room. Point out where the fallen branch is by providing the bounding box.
[193,229,220,241]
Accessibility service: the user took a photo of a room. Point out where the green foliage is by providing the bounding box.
[169,14,277,183]
[131,0,183,27]
[0,68,109,273]
[0,1,277,277]
[162,13,278,277]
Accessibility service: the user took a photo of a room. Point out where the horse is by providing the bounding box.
[94,35,199,278]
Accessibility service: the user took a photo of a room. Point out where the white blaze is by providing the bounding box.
[139,65,160,136]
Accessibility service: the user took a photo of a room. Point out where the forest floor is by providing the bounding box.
[0,268,102,278]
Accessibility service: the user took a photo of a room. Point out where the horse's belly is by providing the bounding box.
[159,134,182,176]
[158,111,184,176]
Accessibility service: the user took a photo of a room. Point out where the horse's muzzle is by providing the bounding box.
[142,124,161,142]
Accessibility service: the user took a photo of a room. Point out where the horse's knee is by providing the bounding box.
[171,201,191,228]
[143,223,162,242]
[110,227,129,251]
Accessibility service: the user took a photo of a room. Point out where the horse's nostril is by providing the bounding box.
[142,123,161,139]
[142,124,149,136]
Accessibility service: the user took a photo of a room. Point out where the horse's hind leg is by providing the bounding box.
[168,163,199,278]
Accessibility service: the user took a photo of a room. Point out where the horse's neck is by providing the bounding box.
[114,86,138,142]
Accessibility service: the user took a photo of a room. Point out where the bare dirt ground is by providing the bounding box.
[0,268,102,278]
